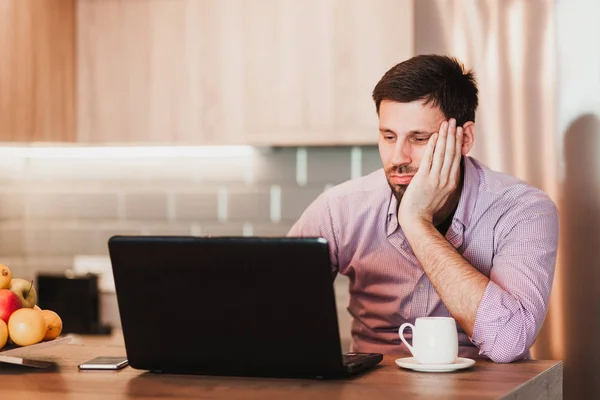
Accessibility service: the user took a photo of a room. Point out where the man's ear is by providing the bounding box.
[461,121,475,155]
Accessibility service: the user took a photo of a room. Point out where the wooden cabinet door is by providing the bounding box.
[0,0,75,142]
[77,0,413,145]
[244,0,414,146]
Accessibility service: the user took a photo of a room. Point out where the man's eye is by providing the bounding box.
[385,135,395,141]
[412,137,429,143]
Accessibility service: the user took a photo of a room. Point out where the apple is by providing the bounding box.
[0,264,11,289]
[0,319,7,349]
[9,278,37,309]
[0,289,22,323]
[8,308,46,346]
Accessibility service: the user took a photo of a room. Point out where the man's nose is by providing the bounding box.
[390,141,412,166]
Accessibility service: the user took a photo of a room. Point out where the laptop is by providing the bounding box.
[107,235,383,379]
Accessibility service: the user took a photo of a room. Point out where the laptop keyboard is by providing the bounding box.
[342,352,369,365]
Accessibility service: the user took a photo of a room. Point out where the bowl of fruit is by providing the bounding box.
[0,263,64,355]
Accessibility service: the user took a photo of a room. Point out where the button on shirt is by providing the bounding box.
[287,156,559,363]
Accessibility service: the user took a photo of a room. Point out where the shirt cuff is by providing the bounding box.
[470,280,518,356]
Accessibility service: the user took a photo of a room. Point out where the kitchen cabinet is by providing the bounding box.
[0,0,75,142]
[77,0,413,145]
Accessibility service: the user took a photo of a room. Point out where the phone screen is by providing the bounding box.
[78,356,129,370]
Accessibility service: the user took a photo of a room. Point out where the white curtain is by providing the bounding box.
[415,0,597,397]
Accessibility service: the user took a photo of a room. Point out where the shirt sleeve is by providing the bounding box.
[287,192,340,276]
[470,197,559,363]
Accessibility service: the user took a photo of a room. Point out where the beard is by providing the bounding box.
[385,164,418,203]
[389,183,408,202]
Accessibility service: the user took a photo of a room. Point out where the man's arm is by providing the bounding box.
[398,119,558,362]
[401,219,488,337]
[287,192,340,276]
[469,204,558,362]
[400,118,486,334]
[403,201,558,363]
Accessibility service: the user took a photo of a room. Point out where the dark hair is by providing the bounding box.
[372,54,479,126]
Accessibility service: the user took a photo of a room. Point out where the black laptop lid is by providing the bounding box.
[108,235,345,378]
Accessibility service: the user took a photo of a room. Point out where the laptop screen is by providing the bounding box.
[108,236,346,377]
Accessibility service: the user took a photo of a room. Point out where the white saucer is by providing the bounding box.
[395,357,476,372]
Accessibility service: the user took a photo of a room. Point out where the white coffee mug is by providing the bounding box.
[398,317,458,364]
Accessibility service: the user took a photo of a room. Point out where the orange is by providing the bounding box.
[41,309,63,340]
[0,264,11,290]
[8,308,46,346]
[0,319,7,349]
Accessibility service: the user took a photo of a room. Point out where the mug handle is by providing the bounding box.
[398,323,415,356]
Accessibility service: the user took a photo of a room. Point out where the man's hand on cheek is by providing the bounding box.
[398,118,463,228]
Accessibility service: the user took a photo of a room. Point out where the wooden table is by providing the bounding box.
[0,333,562,400]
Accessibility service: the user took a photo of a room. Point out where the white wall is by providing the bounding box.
[557,0,600,144]
[556,1,600,398]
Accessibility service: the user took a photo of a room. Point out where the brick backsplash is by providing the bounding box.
[306,147,353,184]
[138,222,194,236]
[0,145,381,349]
[172,191,220,221]
[0,222,25,256]
[362,146,384,176]
[0,146,381,267]
[280,186,328,221]
[0,193,26,220]
[27,192,121,220]
[124,192,169,220]
[26,225,104,256]
[251,222,295,237]
[251,147,298,184]
[227,187,272,221]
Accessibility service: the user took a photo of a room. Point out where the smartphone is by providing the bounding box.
[78,356,129,370]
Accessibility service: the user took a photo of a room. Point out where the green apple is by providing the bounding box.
[9,278,37,309]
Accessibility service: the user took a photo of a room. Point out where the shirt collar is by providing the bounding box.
[385,156,480,234]
[453,156,479,227]
[386,188,399,236]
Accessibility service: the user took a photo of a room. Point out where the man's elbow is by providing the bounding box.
[486,346,529,363]
[483,327,535,363]
[473,294,546,363]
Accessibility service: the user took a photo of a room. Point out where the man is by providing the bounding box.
[287,54,559,363]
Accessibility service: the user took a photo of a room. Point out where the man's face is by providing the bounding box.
[378,100,447,201]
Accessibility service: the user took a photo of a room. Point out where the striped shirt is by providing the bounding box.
[288,156,559,363]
